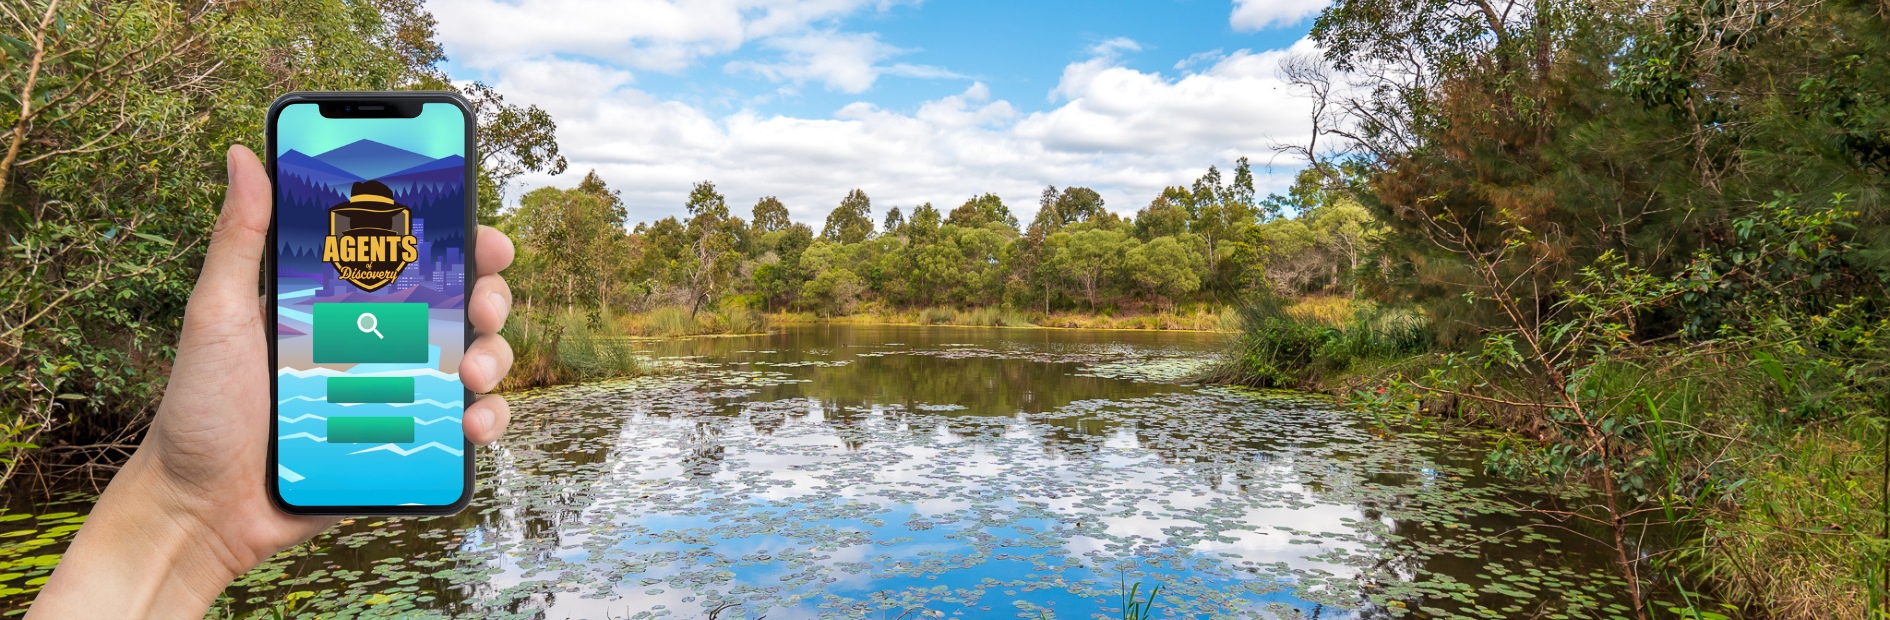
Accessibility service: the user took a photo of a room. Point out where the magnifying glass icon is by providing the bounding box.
[357,312,384,339]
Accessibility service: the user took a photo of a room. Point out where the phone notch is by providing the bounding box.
[318,101,422,119]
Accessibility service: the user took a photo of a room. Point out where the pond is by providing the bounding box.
[6,324,1648,619]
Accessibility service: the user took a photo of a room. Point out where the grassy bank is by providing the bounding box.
[499,304,771,392]
[767,304,1235,331]
[616,305,768,338]
[1208,297,1890,619]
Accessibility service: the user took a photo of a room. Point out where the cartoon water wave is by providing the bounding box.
[278,465,305,482]
[279,432,327,442]
[347,442,464,457]
[278,414,461,425]
[278,367,459,381]
[275,395,463,409]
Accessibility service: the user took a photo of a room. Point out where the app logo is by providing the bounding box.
[322,181,419,292]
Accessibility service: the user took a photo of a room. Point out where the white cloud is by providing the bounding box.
[725,30,960,94]
[493,39,1318,226]
[427,0,914,71]
[1032,39,1319,155]
[1230,0,1330,31]
[1087,37,1142,58]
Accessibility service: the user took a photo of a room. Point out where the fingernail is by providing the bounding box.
[469,407,495,440]
[477,354,498,390]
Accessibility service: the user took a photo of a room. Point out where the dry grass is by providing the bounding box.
[1282,295,1360,327]
[1700,429,1881,620]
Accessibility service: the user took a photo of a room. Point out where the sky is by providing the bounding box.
[426,0,1329,227]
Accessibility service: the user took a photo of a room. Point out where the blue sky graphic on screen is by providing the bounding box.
[275,103,466,507]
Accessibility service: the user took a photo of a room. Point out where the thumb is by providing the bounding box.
[190,145,273,310]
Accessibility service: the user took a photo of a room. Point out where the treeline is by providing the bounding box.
[501,159,1381,320]
[0,0,563,484]
[1236,0,1890,615]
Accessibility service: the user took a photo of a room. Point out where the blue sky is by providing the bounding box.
[428,0,1328,226]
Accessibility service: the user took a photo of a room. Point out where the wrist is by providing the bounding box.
[29,449,241,619]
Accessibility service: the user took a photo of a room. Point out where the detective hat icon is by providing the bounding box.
[346,180,397,206]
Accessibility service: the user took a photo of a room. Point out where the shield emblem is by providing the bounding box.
[328,181,413,293]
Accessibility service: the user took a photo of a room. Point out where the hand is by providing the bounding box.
[27,146,517,618]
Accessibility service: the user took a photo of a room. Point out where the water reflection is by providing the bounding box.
[203,324,1639,620]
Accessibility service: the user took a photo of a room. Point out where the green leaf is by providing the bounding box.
[129,232,173,246]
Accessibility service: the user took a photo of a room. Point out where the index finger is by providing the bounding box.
[475,225,514,278]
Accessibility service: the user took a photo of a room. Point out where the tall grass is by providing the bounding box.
[619,304,770,337]
[1202,296,1431,389]
[776,305,1232,331]
[499,307,644,391]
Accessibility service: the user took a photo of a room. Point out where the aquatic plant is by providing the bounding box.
[1117,575,1162,620]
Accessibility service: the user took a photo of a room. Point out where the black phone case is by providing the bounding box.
[264,91,478,516]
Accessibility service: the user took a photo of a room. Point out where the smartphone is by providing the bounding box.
[265,92,476,516]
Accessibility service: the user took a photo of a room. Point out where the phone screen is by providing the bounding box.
[272,102,469,507]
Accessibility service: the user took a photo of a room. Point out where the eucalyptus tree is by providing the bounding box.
[823,189,875,244]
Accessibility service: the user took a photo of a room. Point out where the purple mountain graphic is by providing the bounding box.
[278,150,363,181]
[382,155,464,178]
[376,156,466,194]
[310,140,436,180]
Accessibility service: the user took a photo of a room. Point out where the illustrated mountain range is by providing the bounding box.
[275,139,466,257]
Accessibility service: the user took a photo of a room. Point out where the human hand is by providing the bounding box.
[27,145,517,618]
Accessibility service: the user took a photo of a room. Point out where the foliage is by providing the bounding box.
[508,178,628,311]
[822,189,875,245]
[0,0,559,485]
[946,193,1017,231]
[751,196,791,233]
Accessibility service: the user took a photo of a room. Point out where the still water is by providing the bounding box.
[9,325,1644,619]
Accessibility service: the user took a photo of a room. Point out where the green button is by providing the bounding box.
[326,376,414,404]
[312,303,428,363]
[327,416,415,443]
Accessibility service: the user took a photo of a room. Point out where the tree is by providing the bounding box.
[908,202,942,241]
[680,181,740,317]
[575,170,626,225]
[1124,235,1207,309]
[1133,193,1190,241]
[823,189,874,244]
[883,206,905,234]
[0,0,559,482]
[947,193,1018,232]
[463,81,568,226]
[1051,229,1132,309]
[799,268,865,317]
[752,196,790,233]
[512,185,624,308]
[1310,198,1381,294]
[1032,186,1107,233]
[1184,160,1260,295]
